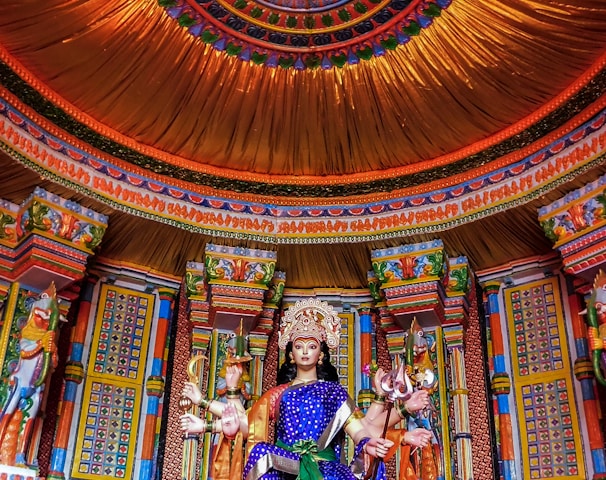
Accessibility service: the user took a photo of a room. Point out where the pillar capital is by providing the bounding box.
[443,324,465,351]
[0,187,107,290]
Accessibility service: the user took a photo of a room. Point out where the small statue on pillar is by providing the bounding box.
[215,321,253,403]
[404,319,443,480]
[584,270,606,385]
[0,282,60,467]
[180,320,252,479]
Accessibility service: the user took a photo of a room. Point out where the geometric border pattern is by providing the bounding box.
[509,281,564,377]
[335,312,355,398]
[1,95,605,245]
[162,0,450,70]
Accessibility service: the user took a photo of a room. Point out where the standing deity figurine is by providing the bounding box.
[585,270,606,385]
[180,320,252,480]
[0,282,60,467]
[404,319,443,480]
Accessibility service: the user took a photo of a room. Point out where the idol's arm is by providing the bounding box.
[347,414,432,453]
[182,382,236,417]
[344,416,394,458]
[363,368,431,434]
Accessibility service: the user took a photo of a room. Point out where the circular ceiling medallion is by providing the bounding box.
[160,0,450,69]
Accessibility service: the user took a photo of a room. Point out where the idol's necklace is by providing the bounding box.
[293,377,316,385]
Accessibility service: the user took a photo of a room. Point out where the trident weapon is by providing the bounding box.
[364,362,413,480]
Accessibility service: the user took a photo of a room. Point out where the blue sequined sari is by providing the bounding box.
[243,380,373,480]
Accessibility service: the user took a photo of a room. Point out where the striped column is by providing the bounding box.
[47,276,98,480]
[483,282,516,480]
[360,306,373,390]
[140,288,177,478]
[483,282,517,480]
[0,281,20,371]
[182,300,212,480]
[569,290,606,479]
[443,325,473,480]
[195,328,216,480]
[357,306,374,408]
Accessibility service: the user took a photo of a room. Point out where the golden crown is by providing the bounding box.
[278,298,341,350]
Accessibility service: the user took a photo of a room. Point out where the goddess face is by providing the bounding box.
[291,337,321,368]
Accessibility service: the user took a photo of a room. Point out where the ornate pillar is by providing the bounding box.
[182,245,278,479]
[444,256,471,327]
[369,242,476,480]
[538,172,606,278]
[182,262,212,480]
[357,305,374,408]
[0,187,107,292]
[140,287,177,478]
[370,240,448,329]
[539,170,606,479]
[47,276,98,480]
[482,281,517,480]
[444,325,473,480]
[570,287,606,479]
[0,187,106,477]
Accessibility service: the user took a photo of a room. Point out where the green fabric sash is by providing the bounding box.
[276,438,337,480]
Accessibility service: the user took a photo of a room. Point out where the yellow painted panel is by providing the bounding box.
[71,378,143,480]
[504,277,585,480]
[71,283,155,479]
[87,284,155,384]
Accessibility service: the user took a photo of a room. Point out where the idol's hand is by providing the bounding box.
[364,437,394,458]
[182,382,203,406]
[221,403,240,438]
[373,368,387,396]
[180,413,205,434]
[225,364,243,389]
[403,428,432,448]
[403,390,430,414]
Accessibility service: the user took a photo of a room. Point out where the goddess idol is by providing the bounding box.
[180,298,432,479]
[243,298,395,479]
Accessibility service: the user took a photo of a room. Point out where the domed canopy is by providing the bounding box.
[0,0,605,287]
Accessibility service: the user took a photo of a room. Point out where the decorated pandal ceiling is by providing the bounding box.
[0,0,605,288]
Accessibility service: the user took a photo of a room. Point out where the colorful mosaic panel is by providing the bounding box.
[522,378,580,479]
[508,280,563,376]
[505,277,586,480]
[92,285,153,383]
[72,380,142,480]
[71,284,154,480]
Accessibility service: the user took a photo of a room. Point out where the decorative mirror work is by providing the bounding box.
[159,0,451,69]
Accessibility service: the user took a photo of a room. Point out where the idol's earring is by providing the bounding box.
[289,353,295,364]
[318,352,324,365]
